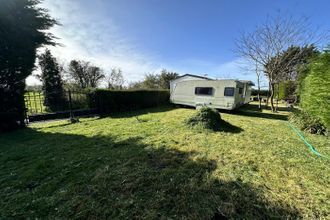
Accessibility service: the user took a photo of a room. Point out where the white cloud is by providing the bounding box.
[27,0,164,86]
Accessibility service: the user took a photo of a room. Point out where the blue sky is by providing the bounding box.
[27,0,330,86]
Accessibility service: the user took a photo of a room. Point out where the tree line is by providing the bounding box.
[37,49,179,91]
[35,49,179,111]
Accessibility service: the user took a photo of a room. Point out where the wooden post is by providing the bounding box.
[68,90,74,121]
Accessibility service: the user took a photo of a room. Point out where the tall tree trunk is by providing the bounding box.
[276,83,279,112]
[270,83,275,112]
[257,77,261,111]
[266,81,271,107]
[256,64,262,111]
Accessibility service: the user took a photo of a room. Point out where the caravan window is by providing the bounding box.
[224,87,235,96]
[238,88,243,94]
[195,87,213,96]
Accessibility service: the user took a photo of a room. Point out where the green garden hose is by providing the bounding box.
[287,122,330,160]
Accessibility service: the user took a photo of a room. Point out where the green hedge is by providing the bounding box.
[90,89,170,114]
[278,81,296,100]
[300,52,330,130]
[251,89,269,97]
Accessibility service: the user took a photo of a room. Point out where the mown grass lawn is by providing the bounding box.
[0,104,329,219]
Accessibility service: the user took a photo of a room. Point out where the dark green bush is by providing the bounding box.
[0,112,20,133]
[289,109,327,135]
[251,89,269,97]
[90,89,170,114]
[185,107,221,131]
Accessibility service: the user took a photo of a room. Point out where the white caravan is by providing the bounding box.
[170,75,254,110]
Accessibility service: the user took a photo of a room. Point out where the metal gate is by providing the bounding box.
[24,90,98,122]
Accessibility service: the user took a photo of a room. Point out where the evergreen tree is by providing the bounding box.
[38,49,65,111]
[300,51,330,129]
[0,0,57,126]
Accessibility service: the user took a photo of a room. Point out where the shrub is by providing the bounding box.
[251,89,269,97]
[0,112,20,133]
[289,109,327,135]
[90,89,170,114]
[278,80,296,100]
[185,107,221,131]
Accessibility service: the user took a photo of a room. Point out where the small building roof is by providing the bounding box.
[170,74,212,82]
[237,80,255,86]
[171,74,255,86]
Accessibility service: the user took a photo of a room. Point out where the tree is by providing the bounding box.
[143,74,160,89]
[128,81,144,90]
[158,69,179,89]
[236,15,320,111]
[0,0,58,126]
[38,49,65,111]
[254,61,262,110]
[88,66,104,88]
[265,45,318,105]
[128,69,179,90]
[106,68,125,89]
[67,60,105,89]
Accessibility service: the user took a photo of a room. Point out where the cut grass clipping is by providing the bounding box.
[185,107,221,131]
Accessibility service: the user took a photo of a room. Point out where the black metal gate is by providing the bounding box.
[24,90,98,122]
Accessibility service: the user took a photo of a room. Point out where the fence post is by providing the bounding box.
[68,90,74,121]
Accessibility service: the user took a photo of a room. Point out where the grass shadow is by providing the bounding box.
[98,105,175,119]
[0,128,301,219]
[234,110,288,121]
[217,119,244,133]
[222,104,289,121]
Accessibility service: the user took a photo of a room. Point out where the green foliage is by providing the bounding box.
[0,0,57,127]
[289,109,327,135]
[299,51,330,130]
[185,107,222,131]
[265,45,317,81]
[277,81,296,100]
[251,89,269,97]
[90,89,170,113]
[129,69,179,89]
[38,49,66,111]
[159,69,179,89]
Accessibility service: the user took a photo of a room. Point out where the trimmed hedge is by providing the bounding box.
[90,89,170,114]
[300,52,330,130]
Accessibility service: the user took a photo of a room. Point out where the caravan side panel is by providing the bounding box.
[170,80,240,110]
